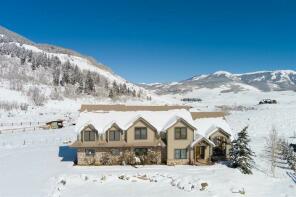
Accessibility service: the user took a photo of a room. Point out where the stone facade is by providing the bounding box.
[77,147,162,166]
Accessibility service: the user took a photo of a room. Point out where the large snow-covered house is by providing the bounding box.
[70,105,232,165]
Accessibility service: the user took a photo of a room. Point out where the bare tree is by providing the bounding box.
[264,127,280,177]
[27,87,47,106]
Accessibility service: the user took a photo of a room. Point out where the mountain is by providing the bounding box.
[140,70,296,95]
[0,25,147,107]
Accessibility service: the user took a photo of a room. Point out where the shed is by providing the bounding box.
[46,120,64,129]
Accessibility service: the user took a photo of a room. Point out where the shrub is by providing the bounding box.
[0,101,28,111]
[84,157,96,165]
[20,103,29,111]
[145,150,160,164]
[120,150,136,165]
[100,153,112,165]
[27,87,47,106]
[50,88,63,100]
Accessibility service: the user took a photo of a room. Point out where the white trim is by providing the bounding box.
[191,136,215,147]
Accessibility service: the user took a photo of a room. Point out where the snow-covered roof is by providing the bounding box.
[75,109,195,134]
[76,109,233,143]
[193,117,232,139]
[191,135,216,147]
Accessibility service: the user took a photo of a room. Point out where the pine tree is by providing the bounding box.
[61,61,71,85]
[229,126,255,174]
[287,145,296,171]
[61,70,70,85]
[104,80,109,90]
[52,68,60,86]
[112,81,119,96]
[108,89,114,98]
[71,65,80,85]
[132,89,136,97]
[76,80,84,94]
[84,71,95,94]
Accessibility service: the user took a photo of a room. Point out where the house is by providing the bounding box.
[70,105,232,165]
[45,119,64,129]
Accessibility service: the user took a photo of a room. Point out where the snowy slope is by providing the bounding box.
[0,25,143,92]
[141,70,296,94]
[0,25,151,109]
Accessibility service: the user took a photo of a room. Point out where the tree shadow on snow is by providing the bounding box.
[214,160,232,166]
[287,172,296,184]
[58,146,77,162]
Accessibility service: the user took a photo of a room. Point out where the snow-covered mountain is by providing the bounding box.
[140,70,296,95]
[0,25,148,107]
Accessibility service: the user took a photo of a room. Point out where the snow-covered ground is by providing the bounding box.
[0,89,296,197]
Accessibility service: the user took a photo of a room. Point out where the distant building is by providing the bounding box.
[46,120,64,129]
[70,105,232,165]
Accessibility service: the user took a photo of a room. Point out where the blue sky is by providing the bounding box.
[1,0,296,83]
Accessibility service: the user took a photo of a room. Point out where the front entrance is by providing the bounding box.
[195,146,206,161]
[212,136,227,160]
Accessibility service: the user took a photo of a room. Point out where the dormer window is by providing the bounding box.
[135,127,147,140]
[174,127,187,140]
[109,130,121,141]
[84,130,96,141]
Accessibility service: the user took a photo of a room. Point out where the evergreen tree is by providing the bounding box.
[229,126,255,174]
[94,74,100,84]
[112,81,119,96]
[132,89,136,97]
[76,80,84,94]
[71,65,80,85]
[61,61,71,85]
[104,80,109,90]
[52,68,60,86]
[84,71,95,94]
[108,89,114,98]
[61,70,70,85]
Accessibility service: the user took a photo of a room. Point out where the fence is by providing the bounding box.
[0,121,45,127]
[0,120,75,134]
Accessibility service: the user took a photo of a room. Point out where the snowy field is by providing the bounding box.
[0,89,296,196]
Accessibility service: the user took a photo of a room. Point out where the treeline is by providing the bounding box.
[0,42,143,99]
[181,98,202,102]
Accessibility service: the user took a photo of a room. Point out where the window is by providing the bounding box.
[111,149,120,156]
[174,127,187,139]
[84,130,96,141]
[135,127,147,140]
[109,130,121,141]
[85,149,95,156]
[212,136,227,151]
[134,148,148,156]
[174,149,187,159]
[212,136,227,157]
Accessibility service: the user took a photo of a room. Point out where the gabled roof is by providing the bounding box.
[75,106,233,142]
[191,135,216,147]
[162,116,196,131]
[193,117,232,139]
[75,109,194,134]
[125,116,158,132]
